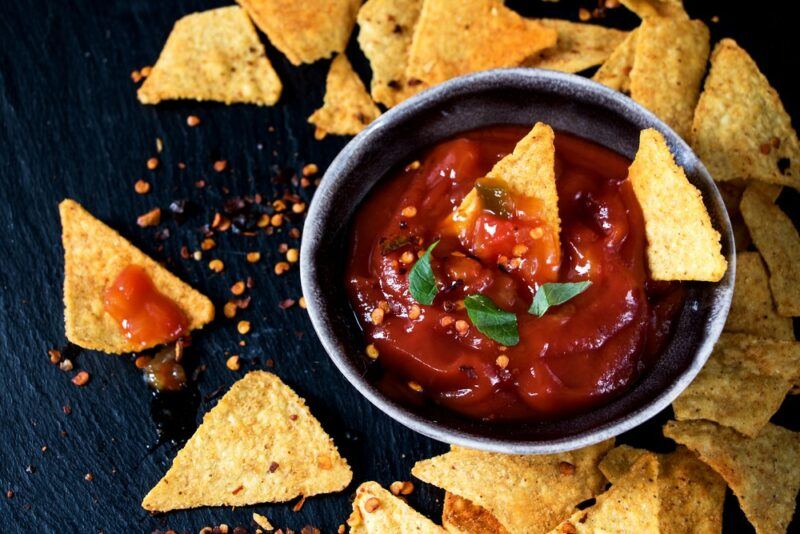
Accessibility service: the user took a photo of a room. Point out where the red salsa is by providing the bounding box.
[104,265,189,348]
[345,126,685,422]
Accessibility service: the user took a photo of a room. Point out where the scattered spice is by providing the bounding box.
[134,179,151,195]
[292,495,307,513]
[146,157,159,170]
[496,355,510,369]
[201,238,216,251]
[455,320,470,335]
[370,307,385,325]
[84,473,93,482]
[209,259,225,273]
[279,299,296,310]
[48,349,61,364]
[274,262,290,275]
[213,160,228,172]
[578,7,591,21]
[401,206,417,218]
[366,344,379,360]
[292,202,306,214]
[137,207,161,228]
[246,252,261,263]
[408,381,423,392]
[186,115,201,127]
[237,321,251,335]
[558,461,576,475]
[270,214,284,227]
[71,371,90,387]
[226,355,241,371]
[231,281,246,296]
[286,248,299,263]
[302,163,319,177]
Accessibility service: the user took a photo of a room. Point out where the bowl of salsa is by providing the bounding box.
[300,68,734,453]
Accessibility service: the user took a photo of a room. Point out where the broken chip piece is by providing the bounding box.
[598,445,725,534]
[619,0,688,19]
[308,54,382,140]
[526,20,628,74]
[236,0,360,66]
[357,0,424,108]
[592,27,638,92]
[59,199,214,354]
[547,453,660,534]
[628,129,726,281]
[672,333,796,436]
[664,420,800,534]
[137,6,282,106]
[347,481,443,533]
[405,0,557,88]
[141,371,352,511]
[691,39,800,189]
[740,185,800,316]
[629,17,710,138]
[725,252,794,340]
[442,492,507,534]
[411,440,613,533]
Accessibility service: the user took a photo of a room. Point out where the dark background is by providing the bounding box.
[0,0,797,532]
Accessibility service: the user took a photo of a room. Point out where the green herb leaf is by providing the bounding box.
[408,240,440,305]
[464,294,519,346]
[528,281,592,317]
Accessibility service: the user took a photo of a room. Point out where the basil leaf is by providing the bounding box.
[408,240,440,305]
[464,294,519,346]
[529,281,592,317]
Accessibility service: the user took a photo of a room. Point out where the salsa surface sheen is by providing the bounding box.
[345,126,685,422]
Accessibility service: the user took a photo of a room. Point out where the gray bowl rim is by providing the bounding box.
[300,67,735,454]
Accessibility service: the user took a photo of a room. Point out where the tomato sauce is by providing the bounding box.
[345,126,685,421]
[104,265,189,348]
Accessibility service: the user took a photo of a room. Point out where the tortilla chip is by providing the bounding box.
[599,445,725,534]
[740,185,800,316]
[592,28,638,92]
[664,420,800,534]
[138,6,281,106]
[714,333,800,389]
[59,199,213,354]
[406,0,557,87]
[691,39,800,189]
[548,453,660,534]
[348,481,443,533]
[629,17,710,139]
[619,0,688,19]
[357,0,423,108]
[236,0,359,66]
[411,440,614,534]
[672,333,794,436]
[628,129,727,281]
[141,371,352,511]
[526,20,628,74]
[725,252,794,340]
[308,55,382,140]
[442,492,507,534]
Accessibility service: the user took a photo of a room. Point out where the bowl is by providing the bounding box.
[300,68,735,454]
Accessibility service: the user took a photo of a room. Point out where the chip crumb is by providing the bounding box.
[136,207,161,228]
[252,513,273,531]
[186,115,201,127]
[134,179,151,195]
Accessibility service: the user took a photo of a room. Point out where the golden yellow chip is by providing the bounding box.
[406,0,557,87]
[236,0,360,66]
[348,481,443,533]
[308,54,382,140]
[740,185,800,316]
[59,199,213,354]
[725,252,794,340]
[138,6,281,106]
[526,20,628,74]
[141,371,352,511]
[357,0,424,108]
[592,27,638,92]
[672,333,795,436]
[629,17,710,139]
[598,445,725,534]
[664,420,800,534]
[547,453,660,534]
[691,39,800,189]
[628,129,727,281]
[411,440,613,533]
[442,492,507,534]
[619,0,688,19]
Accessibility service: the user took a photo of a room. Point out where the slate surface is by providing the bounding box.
[0,0,797,532]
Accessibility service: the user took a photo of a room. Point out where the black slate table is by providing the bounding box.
[1,1,798,532]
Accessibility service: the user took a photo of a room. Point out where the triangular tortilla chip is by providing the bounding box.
[411,440,614,534]
[627,129,726,281]
[138,6,282,106]
[725,252,794,340]
[308,54,382,140]
[592,27,639,92]
[347,481,443,533]
[547,453,660,534]
[526,20,628,74]
[664,420,800,534]
[672,332,797,436]
[629,17,710,139]
[60,199,214,354]
[740,185,800,316]
[142,371,352,511]
[691,39,800,189]
[599,445,725,534]
[236,0,360,66]
[619,0,688,19]
[442,492,507,534]
[357,0,424,108]
[406,0,557,87]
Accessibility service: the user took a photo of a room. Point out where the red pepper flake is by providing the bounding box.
[71,371,90,387]
[84,473,93,482]
[180,246,190,259]
[194,179,205,188]
[231,484,244,495]
[292,495,307,512]
[62,405,72,415]
[137,207,161,228]
[5,490,13,499]
[302,163,319,177]
[48,349,61,364]
[289,414,298,421]
[186,115,201,127]
[213,160,228,172]
[279,299,296,310]
[268,461,279,473]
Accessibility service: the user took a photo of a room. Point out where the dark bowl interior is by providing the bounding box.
[300,68,734,454]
